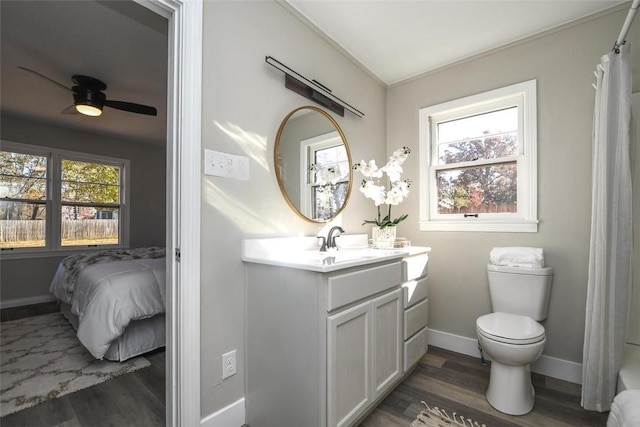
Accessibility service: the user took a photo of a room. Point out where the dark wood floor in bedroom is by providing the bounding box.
[359,346,609,427]
[1,303,166,427]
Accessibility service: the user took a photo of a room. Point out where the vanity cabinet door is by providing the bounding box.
[327,300,371,427]
[372,288,403,399]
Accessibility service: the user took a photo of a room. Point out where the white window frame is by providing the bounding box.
[299,131,348,219]
[1,140,130,258]
[418,80,538,232]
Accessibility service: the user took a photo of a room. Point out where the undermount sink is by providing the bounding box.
[242,234,410,272]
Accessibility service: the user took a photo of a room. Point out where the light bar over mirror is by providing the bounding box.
[265,56,364,118]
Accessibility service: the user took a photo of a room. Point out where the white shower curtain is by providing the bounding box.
[582,43,633,412]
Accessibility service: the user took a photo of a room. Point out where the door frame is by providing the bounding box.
[135,0,202,425]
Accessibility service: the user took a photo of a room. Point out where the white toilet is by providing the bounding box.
[476,264,553,415]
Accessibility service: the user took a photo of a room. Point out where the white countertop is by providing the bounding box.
[242,234,430,273]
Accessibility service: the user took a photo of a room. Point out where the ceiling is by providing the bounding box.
[0,1,168,146]
[285,0,627,85]
[0,1,629,146]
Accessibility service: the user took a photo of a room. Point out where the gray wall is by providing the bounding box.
[386,8,640,365]
[201,0,386,417]
[0,114,166,301]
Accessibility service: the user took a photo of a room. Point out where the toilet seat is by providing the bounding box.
[477,312,545,345]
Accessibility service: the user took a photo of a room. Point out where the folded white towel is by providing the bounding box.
[490,247,545,268]
[607,390,640,427]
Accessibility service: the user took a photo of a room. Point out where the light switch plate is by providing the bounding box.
[204,149,249,180]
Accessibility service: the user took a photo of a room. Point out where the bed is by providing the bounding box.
[49,247,166,361]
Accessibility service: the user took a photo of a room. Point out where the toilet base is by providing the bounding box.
[486,361,535,415]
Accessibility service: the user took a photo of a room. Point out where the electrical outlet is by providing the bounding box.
[204,149,250,180]
[222,349,237,380]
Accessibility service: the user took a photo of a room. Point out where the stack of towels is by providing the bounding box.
[490,247,545,268]
[607,390,640,427]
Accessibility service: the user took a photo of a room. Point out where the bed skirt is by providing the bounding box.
[60,302,165,362]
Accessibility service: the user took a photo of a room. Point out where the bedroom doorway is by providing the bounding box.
[137,1,202,425]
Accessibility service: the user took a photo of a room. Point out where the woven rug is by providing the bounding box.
[411,401,487,427]
[1,312,150,417]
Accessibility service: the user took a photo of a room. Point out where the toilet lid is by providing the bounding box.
[477,312,545,345]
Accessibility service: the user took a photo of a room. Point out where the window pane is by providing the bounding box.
[436,162,517,214]
[437,132,518,165]
[0,201,46,248]
[312,182,348,220]
[61,160,120,203]
[437,107,518,143]
[61,205,119,246]
[312,145,349,183]
[0,151,47,200]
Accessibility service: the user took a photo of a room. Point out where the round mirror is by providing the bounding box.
[275,106,352,223]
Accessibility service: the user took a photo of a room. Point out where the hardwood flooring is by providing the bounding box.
[1,304,166,427]
[3,304,608,426]
[1,350,165,427]
[360,346,609,427]
[1,300,60,322]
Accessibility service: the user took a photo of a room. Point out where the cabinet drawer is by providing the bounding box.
[402,253,428,281]
[404,326,428,371]
[328,262,402,311]
[402,277,428,309]
[404,298,428,340]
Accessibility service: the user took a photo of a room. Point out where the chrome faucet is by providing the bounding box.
[326,226,345,250]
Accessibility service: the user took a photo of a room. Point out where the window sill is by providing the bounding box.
[419,220,538,233]
[0,245,126,260]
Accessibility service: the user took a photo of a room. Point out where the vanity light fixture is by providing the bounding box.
[265,56,364,118]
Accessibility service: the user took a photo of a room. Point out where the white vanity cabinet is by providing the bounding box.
[327,287,403,426]
[400,252,430,371]
[243,238,430,427]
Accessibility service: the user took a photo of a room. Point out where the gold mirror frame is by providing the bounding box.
[274,106,353,223]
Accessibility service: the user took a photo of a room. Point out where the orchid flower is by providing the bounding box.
[353,147,411,228]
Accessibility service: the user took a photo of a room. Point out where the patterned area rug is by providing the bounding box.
[411,402,487,427]
[1,312,150,417]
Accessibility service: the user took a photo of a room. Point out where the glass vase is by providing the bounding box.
[371,225,396,249]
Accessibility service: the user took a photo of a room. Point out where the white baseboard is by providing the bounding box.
[201,397,245,427]
[427,328,583,385]
[0,294,57,309]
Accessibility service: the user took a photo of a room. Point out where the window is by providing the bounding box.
[302,132,349,221]
[418,80,538,232]
[0,141,129,255]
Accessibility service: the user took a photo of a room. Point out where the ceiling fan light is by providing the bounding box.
[73,88,105,117]
[75,104,102,116]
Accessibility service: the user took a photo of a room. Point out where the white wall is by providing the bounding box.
[200,1,386,417]
[387,8,640,366]
[0,113,166,301]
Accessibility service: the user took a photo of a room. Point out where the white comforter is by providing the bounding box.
[50,256,166,359]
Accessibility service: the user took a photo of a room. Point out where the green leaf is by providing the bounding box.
[391,214,408,226]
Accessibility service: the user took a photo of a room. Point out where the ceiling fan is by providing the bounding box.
[18,66,157,117]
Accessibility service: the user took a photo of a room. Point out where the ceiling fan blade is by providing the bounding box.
[104,100,157,116]
[18,66,71,92]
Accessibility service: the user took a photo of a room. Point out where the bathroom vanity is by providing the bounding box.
[242,235,430,427]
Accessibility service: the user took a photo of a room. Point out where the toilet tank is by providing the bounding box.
[487,264,554,321]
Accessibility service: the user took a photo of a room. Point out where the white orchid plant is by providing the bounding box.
[353,146,411,229]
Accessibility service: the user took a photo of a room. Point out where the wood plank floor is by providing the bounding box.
[360,346,609,427]
[3,304,608,426]
[1,349,165,427]
[1,304,166,427]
